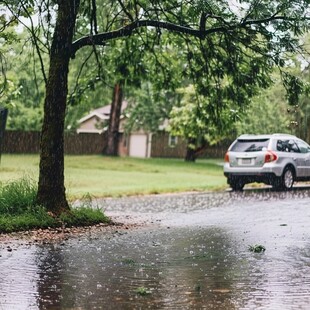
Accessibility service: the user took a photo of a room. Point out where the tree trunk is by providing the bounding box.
[185,138,197,162]
[184,138,208,162]
[185,147,197,162]
[105,83,123,156]
[36,1,80,215]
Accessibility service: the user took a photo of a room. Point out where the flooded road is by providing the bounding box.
[1,189,310,309]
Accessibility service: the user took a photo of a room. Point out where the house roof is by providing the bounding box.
[77,111,109,124]
[78,101,128,124]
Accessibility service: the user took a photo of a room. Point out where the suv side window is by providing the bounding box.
[277,139,300,153]
[276,140,285,152]
[295,140,310,153]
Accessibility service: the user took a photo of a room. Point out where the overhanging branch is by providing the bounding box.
[71,15,309,57]
[71,19,223,57]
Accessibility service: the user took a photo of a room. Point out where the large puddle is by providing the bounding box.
[1,190,310,309]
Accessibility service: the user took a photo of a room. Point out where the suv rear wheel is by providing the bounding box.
[273,166,294,190]
[229,178,245,191]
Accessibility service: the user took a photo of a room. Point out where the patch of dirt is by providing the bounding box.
[0,215,149,247]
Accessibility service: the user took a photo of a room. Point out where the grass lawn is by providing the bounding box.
[0,154,227,200]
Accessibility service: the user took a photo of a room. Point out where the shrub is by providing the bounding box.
[0,177,37,215]
[0,178,110,233]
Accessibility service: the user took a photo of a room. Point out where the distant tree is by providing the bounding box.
[124,40,185,134]
[2,0,310,214]
[168,85,240,161]
[235,73,291,136]
[105,82,123,155]
[125,83,180,133]
[0,6,19,98]
[2,35,46,130]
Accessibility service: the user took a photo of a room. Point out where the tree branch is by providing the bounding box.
[71,19,213,56]
[71,15,309,57]
[117,0,134,22]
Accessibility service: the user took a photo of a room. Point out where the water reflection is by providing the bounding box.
[0,247,39,309]
[31,227,248,309]
[1,191,310,309]
[35,244,66,309]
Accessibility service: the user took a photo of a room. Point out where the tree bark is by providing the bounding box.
[185,138,197,162]
[185,148,196,162]
[105,83,123,156]
[36,1,80,215]
[185,138,208,162]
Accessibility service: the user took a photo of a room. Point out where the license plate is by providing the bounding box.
[241,158,252,165]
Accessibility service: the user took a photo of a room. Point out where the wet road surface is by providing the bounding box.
[1,188,310,309]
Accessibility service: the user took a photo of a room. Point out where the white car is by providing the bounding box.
[223,133,310,190]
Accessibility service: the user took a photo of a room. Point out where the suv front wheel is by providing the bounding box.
[273,166,294,190]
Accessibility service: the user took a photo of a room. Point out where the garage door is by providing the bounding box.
[129,134,148,158]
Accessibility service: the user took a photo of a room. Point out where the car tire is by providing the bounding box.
[229,178,245,191]
[273,166,294,190]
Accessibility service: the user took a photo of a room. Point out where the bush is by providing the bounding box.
[0,178,109,233]
[0,177,37,215]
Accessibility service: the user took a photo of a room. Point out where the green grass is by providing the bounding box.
[0,155,226,233]
[0,177,109,233]
[0,154,226,199]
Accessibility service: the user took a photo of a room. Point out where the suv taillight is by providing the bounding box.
[265,151,278,163]
[224,152,229,162]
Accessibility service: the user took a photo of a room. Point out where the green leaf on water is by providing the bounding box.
[248,244,266,253]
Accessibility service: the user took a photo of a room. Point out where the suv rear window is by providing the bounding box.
[231,139,270,152]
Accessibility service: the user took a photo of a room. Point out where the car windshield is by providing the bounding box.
[231,139,270,152]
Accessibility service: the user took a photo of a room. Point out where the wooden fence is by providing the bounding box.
[2,130,230,158]
[2,131,106,155]
[150,132,230,159]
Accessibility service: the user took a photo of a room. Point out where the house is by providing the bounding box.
[77,101,153,158]
[77,103,126,134]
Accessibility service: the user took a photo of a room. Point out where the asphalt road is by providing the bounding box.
[2,187,310,309]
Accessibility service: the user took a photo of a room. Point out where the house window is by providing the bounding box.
[168,135,178,148]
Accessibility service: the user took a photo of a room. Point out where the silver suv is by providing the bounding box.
[223,133,310,190]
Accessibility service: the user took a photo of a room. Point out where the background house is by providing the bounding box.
[77,103,126,134]
[77,101,152,158]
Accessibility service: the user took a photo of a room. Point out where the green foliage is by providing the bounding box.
[0,7,19,95]
[0,210,56,233]
[0,177,109,233]
[283,73,304,106]
[168,85,238,149]
[122,0,310,149]
[0,30,45,130]
[61,207,109,227]
[235,72,291,135]
[135,287,151,296]
[125,83,179,132]
[3,0,310,134]
[0,176,37,215]
[249,244,266,253]
[0,177,56,232]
